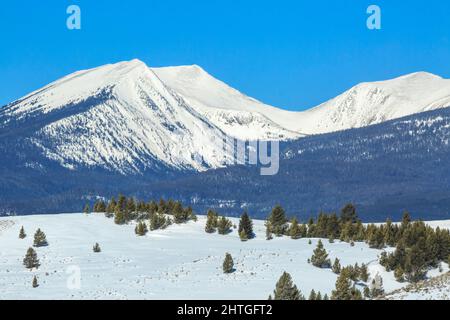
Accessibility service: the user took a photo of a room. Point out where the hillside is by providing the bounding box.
[1,213,449,300]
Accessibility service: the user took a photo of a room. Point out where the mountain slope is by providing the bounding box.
[2,59,450,177]
[142,107,450,221]
[0,60,239,173]
[295,72,450,134]
[152,65,305,139]
[2,60,450,216]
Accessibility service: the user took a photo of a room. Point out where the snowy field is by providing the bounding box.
[0,213,449,300]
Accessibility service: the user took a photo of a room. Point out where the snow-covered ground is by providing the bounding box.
[0,213,449,300]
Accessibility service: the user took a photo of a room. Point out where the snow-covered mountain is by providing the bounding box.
[295,71,450,134]
[1,59,450,174]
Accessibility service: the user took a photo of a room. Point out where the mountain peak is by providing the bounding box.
[396,71,442,81]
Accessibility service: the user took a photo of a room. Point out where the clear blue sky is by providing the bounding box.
[0,0,449,110]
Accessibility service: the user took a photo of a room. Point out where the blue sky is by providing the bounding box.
[0,0,449,110]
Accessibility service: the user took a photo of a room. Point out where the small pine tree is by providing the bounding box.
[114,207,125,225]
[310,240,331,268]
[272,272,304,300]
[268,205,288,236]
[33,229,48,247]
[223,253,234,273]
[289,217,302,239]
[19,226,26,239]
[217,216,232,235]
[23,247,40,269]
[32,275,39,288]
[308,239,312,245]
[106,197,117,217]
[205,210,218,233]
[93,243,101,253]
[360,263,369,282]
[323,294,329,300]
[331,268,353,300]
[363,286,371,299]
[238,211,253,239]
[83,204,90,214]
[308,289,317,300]
[332,258,341,274]
[135,221,148,236]
[172,202,186,224]
[315,291,322,301]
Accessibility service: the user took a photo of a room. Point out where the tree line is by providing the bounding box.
[87,196,197,232]
[264,203,450,284]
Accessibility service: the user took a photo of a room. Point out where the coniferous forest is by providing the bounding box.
[80,196,450,299]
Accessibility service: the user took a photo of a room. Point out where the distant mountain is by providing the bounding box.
[142,107,450,222]
[295,71,450,134]
[1,59,450,218]
[2,59,450,175]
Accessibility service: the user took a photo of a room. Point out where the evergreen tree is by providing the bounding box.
[271,272,304,300]
[404,238,427,282]
[33,229,48,247]
[363,286,370,299]
[350,286,363,300]
[135,221,148,236]
[394,267,404,282]
[95,200,106,212]
[238,211,253,239]
[32,275,39,288]
[23,247,40,269]
[149,212,167,231]
[310,240,331,268]
[117,194,127,212]
[315,292,322,301]
[19,226,26,239]
[223,253,234,273]
[126,197,136,214]
[114,206,125,225]
[172,201,186,224]
[158,198,167,214]
[268,205,288,236]
[332,258,341,274]
[93,243,101,253]
[331,268,353,300]
[217,216,233,235]
[106,197,117,217]
[83,203,90,214]
[323,294,329,300]
[205,210,218,233]
[147,200,158,215]
[289,217,302,239]
[308,289,317,300]
[360,263,369,282]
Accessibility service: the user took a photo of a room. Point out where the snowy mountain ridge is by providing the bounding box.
[2,59,450,174]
